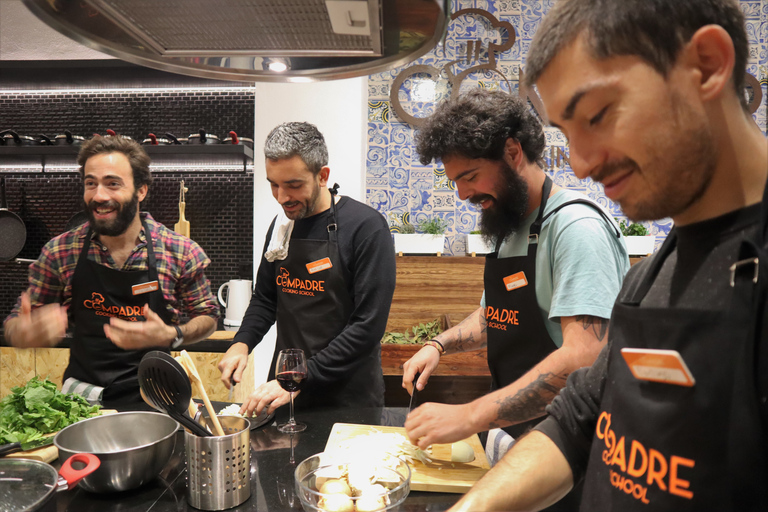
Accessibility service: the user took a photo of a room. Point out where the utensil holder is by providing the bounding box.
[185,416,250,510]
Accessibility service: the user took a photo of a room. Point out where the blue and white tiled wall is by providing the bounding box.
[366,0,768,256]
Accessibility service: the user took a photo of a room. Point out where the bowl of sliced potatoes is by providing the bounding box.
[294,452,411,512]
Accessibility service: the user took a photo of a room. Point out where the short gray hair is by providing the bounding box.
[263,122,329,175]
[524,0,749,110]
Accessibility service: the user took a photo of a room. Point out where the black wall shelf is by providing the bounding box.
[0,144,254,172]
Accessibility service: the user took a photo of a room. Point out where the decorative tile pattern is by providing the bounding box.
[368,0,768,255]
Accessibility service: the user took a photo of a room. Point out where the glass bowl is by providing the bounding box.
[294,452,411,512]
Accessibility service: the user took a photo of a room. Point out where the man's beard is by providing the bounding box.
[283,181,322,220]
[86,190,140,237]
[473,161,529,246]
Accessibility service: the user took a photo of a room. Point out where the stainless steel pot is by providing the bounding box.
[55,130,86,146]
[223,131,254,148]
[188,128,220,144]
[54,411,179,493]
[1,129,39,146]
[142,133,170,145]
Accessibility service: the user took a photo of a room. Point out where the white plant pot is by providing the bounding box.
[624,235,656,256]
[466,234,493,255]
[394,233,446,255]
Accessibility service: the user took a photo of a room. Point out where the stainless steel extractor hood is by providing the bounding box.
[20,0,447,82]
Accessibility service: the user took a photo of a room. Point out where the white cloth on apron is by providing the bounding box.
[61,377,104,406]
[265,212,294,262]
[485,427,516,467]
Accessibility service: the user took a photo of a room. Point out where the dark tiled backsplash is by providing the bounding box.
[0,88,256,321]
[0,89,254,142]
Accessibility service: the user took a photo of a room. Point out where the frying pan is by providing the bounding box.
[0,177,27,261]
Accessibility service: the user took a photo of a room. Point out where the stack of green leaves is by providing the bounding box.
[381,319,443,345]
[0,376,101,444]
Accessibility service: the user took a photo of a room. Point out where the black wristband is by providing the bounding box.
[430,338,445,351]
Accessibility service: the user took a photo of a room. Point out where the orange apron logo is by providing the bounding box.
[503,271,528,291]
[596,411,696,504]
[306,257,333,274]
[276,267,325,297]
[83,292,142,321]
[131,280,159,296]
[485,305,519,331]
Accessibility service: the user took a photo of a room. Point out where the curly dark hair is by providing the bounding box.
[416,89,546,167]
[77,135,153,191]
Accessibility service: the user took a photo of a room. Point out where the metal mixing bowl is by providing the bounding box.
[295,452,411,512]
[54,411,179,493]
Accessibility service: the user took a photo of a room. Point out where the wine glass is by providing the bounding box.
[275,348,307,433]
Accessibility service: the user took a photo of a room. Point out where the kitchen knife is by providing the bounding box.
[228,376,236,402]
[0,436,55,457]
[407,372,421,414]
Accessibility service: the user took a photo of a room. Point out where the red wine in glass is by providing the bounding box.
[277,371,306,393]
[276,349,307,433]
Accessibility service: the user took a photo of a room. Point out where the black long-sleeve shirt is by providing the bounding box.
[233,196,396,401]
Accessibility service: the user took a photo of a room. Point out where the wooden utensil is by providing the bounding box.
[325,423,490,493]
[179,350,226,436]
[174,180,190,238]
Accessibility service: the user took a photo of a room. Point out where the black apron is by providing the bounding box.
[485,176,620,439]
[580,230,768,510]
[273,190,384,409]
[66,218,172,407]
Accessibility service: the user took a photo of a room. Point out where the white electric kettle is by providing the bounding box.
[218,279,253,327]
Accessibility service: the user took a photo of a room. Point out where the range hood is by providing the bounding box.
[21,0,447,82]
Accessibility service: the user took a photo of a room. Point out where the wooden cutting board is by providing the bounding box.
[324,423,490,493]
[3,409,118,463]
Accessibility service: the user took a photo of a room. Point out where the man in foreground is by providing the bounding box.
[450,0,768,510]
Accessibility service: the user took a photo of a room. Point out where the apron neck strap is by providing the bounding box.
[327,183,340,242]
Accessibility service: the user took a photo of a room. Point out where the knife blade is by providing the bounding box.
[407,372,421,414]
[228,376,236,402]
[0,436,55,457]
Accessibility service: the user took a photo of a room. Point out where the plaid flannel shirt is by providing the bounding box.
[4,213,219,326]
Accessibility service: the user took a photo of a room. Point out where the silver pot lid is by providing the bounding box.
[0,458,58,511]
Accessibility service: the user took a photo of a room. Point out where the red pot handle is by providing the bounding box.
[148,133,158,145]
[228,131,239,144]
[59,453,101,487]
[106,129,117,136]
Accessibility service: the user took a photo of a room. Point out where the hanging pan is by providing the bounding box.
[0,177,27,261]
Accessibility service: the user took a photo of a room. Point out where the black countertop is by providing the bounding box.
[50,405,462,511]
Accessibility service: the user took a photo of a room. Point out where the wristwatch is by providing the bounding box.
[171,325,184,349]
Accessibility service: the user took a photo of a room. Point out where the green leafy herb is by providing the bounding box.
[417,217,449,235]
[0,377,101,444]
[616,219,649,237]
[381,319,443,345]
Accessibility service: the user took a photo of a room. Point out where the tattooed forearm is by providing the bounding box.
[494,372,569,424]
[435,308,487,353]
[575,315,608,342]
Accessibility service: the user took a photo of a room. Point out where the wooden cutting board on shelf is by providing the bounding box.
[3,409,118,463]
[324,423,490,493]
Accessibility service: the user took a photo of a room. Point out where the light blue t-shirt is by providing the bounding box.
[481,189,630,347]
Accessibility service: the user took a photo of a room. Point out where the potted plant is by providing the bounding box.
[391,215,448,256]
[618,219,656,256]
[466,230,493,256]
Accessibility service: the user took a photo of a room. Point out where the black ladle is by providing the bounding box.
[138,351,212,436]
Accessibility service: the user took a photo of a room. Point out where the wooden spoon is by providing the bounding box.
[179,350,226,436]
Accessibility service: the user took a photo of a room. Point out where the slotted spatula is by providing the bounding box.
[138,351,211,436]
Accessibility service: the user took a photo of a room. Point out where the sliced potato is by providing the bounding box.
[319,478,352,497]
[319,494,355,512]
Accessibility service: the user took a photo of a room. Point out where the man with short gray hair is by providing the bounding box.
[218,122,396,414]
[449,0,768,510]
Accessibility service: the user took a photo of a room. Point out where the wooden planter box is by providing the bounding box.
[624,235,656,256]
[381,343,490,377]
[466,234,493,256]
